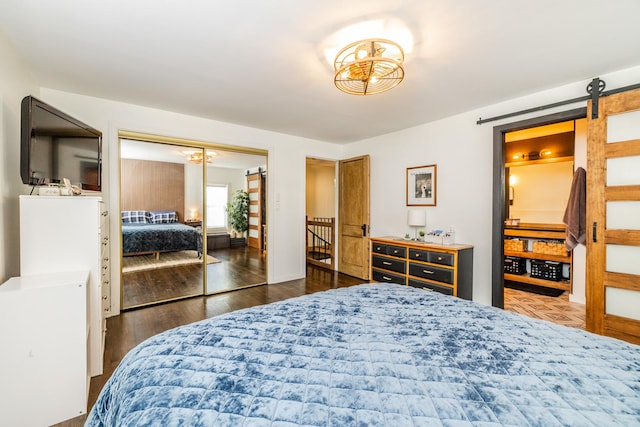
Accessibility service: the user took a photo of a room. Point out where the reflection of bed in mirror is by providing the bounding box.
[122,210,201,258]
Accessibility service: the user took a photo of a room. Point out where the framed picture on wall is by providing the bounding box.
[407,164,437,206]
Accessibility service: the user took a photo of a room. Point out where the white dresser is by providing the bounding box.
[0,271,89,426]
[19,195,109,377]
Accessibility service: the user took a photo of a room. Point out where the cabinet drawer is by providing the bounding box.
[372,269,406,285]
[408,278,453,295]
[408,249,454,266]
[372,255,406,274]
[386,245,406,258]
[372,243,406,258]
[372,243,388,255]
[409,262,453,284]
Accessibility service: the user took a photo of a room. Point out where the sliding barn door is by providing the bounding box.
[338,155,370,280]
[586,88,640,344]
[247,172,265,250]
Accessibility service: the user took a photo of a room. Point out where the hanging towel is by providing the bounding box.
[562,167,586,250]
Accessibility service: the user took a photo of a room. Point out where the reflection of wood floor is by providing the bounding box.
[122,246,267,309]
[504,286,585,329]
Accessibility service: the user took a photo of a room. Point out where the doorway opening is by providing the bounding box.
[119,134,267,310]
[492,109,588,328]
[305,158,337,270]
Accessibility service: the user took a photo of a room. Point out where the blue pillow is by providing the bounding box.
[122,210,148,224]
[150,211,178,224]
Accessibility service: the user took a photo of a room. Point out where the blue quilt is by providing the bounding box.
[122,223,201,255]
[87,284,640,426]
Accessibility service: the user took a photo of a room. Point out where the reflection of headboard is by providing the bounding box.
[121,159,185,222]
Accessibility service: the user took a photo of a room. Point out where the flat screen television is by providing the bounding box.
[21,96,102,191]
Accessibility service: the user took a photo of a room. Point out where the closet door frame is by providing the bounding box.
[491,108,587,308]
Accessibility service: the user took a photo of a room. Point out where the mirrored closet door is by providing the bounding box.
[120,140,204,309]
[119,137,268,310]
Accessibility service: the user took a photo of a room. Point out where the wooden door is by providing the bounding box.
[338,155,370,279]
[247,172,264,249]
[586,88,640,344]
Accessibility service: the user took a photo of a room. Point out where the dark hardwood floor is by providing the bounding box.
[122,246,268,309]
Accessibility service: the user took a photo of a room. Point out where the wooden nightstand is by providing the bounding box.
[185,219,202,227]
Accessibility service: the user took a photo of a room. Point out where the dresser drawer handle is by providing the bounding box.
[383,261,392,265]
[415,253,420,257]
[437,256,443,261]
[393,250,399,254]
[423,269,434,275]
[375,246,382,250]
[383,276,392,280]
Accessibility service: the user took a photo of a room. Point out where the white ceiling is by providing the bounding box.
[2,0,640,144]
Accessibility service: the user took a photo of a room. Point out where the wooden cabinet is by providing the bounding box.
[503,223,571,291]
[370,237,473,300]
[0,271,89,426]
[19,195,109,377]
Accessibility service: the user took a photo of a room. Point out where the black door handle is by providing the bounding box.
[361,224,367,236]
[593,222,597,243]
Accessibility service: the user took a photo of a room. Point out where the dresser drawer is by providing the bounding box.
[372,243,388,255]
[372,269,406,285]
[409,248,453,266]
[408,262,453,284]
[408,278,454,295]
[372,243,406,258]
[372,255,406,274]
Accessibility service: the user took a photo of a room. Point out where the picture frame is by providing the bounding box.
[406,164,437,206]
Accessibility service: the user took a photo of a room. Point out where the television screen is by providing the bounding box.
[21,96,102,191]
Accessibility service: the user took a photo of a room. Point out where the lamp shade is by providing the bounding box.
[407,209,426,227]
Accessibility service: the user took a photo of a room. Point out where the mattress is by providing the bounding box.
[122,222,201,255]
[87,283,640,426]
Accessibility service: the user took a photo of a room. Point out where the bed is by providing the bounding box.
[87,283,640,426]
[122,210,202,257]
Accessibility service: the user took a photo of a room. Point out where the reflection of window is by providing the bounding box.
[206,184,228,230]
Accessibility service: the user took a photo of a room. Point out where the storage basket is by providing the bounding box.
[504,256,527,275]
[530,259,563,281]
[504,239,527,252]
[532,240,568,256]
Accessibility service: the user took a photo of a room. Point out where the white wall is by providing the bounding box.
[306,161,336,218]
[37,88,343,314]
[508,161,574,223]
[0,30,39,282]
[344,65,640,305]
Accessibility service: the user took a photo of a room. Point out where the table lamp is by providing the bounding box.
[407,209,426,240]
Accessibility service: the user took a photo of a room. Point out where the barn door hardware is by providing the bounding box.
[477,78,640,125]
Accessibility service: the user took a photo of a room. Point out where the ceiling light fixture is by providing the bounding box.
[334,39,404,95]
[186,151,214,164]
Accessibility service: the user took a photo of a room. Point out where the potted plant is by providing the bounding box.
[227,190,249,241]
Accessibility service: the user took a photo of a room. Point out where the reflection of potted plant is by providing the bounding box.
[227,190,249,239]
